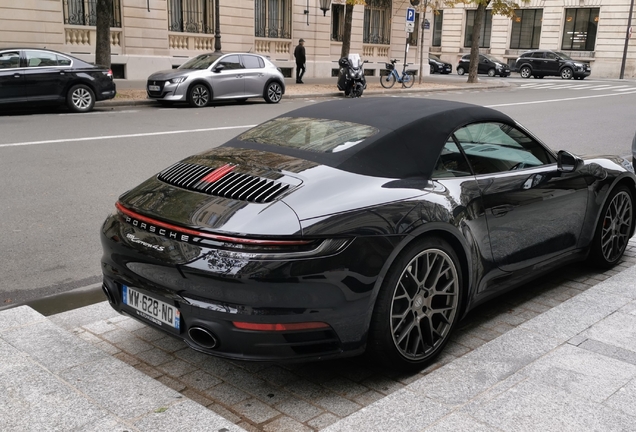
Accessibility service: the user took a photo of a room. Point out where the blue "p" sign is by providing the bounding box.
[406,8,416,22]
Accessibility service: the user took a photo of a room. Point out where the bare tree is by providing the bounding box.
[95,0,113,68]
[340,0,366,59]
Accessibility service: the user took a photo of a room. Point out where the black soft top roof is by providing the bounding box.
[224,97,514,179]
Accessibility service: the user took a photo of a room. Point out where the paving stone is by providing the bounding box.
[133,399,244,432]
[518,344,636,403]
[352,389,385,406]
[204,383,251,406]
[101,328,154,355]
[464,379,636,432]
[181,388,214,407]
[151,335,188,353]
[76,330,102,344]
[285,378,332,400]
[179,369,223,391]
[232,398,281,424]
[258,365,301,387]
[82,319,120,335]
[604,378,636,417]
[322,389,449,432]
[321,377,369,399]
[114,317,148,332]
[135,347,174,366]
[60,355,183,420]
[157,358,198,378]
[274,397,324,423]
[75,415,139,432]
[208,401,243,424]
[314,393,362,417]
[2,320,104,373]
[579,338,636,366]
[423,412,501,432]
[360,375,406,396]
[333,359,380,382]
[307,413,340,430]
[48,301,119,331]
[133,325,166,342]
[114,351,140,367]
[582,311,636,354]
[95,340,121,355]
[134,363,163,380]
[262,416,313,432]
[174,347,211,364]
[245,381,292,405]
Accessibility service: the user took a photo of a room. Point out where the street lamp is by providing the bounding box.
[319,0,332,16]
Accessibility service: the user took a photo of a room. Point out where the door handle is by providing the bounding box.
[14,73,21,78]
[491,205,514,217]
[60,71,65,75]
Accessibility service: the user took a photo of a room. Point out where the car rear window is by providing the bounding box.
[238,117,379,153]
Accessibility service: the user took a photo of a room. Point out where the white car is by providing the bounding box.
[146,52,285,107]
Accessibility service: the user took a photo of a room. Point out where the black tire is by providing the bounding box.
[589,185,634,269]
[188,83,210,108]
[264,81,283,103]
[67,84,95,113]
[561,67,573,80]
[430,65,435,74]
[519,66,532,79]
[368,236,463,372]
[402,72,415,88]
[487,68,496,77]
[380,73,396,89]
[456,67,465,76]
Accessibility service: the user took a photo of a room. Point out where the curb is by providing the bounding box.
[98,82,511,108]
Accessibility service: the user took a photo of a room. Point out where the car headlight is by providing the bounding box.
[168,77,187,84]
[496,64,503,69]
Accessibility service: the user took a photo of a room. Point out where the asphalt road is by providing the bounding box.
[1,78,635,305]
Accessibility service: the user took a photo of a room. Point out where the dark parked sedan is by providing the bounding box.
[429,54,452,74]
[514,49,591,79]
[0,48,116,112]
[101,98,635,371]
[457,53,510,77]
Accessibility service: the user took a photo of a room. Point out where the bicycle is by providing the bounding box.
[380,59,415,89]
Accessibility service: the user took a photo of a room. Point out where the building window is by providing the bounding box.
[562,8,599,51]
[363,0,392,45]
[510,9,542,49]
[62,0,121,27]
[432,10,443,47]
[332,4,345,42]
[407,13,419,46]
[255,0,292,39]
[464,9,492,48]
[167,0,215,33]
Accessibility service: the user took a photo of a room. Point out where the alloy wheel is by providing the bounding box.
[190,85,209,107]
[390,249,459,360]
[600,191,633,263]
[520,66,531,78]
[561,67,573,79]
[72,88,92,110]
[266,83,282,103]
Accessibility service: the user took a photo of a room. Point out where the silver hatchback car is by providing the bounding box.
[147,52,285,107]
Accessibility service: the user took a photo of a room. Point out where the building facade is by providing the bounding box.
[0,0,634,80]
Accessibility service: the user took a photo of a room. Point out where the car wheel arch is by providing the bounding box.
[597,176,636,238]
[367,223,473,319]
[64,79,96,100]
[187,80,213,98]
[263,78,285,95]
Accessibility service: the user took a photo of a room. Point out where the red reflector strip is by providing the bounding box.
[115,201,311,246]
[232,321,330,331]
[201,164,236,183]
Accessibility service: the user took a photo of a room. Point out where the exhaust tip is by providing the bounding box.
[188,326,218,349]
[102,284,114,304]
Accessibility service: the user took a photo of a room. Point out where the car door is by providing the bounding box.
[543,51,561,76]
[23,50,71,102]
[529,51,546,74]
[241,55,266,97]
[478,55,489,74]
[210,54,244,99]
[0,50,26,104]
[453,122,589,273]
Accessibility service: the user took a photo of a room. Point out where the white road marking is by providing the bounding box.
[486,90,636,107]
[589,85,630,91]
[0,125,257,149]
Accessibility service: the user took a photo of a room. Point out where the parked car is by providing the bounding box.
[146,52,285,107]
[632,130,636,165]
[101,97,635,371]
[514,49,591,80]
[429,54,452,74]
[456,53,510,77]
[0,48,115,113]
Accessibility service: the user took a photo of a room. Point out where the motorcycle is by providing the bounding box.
[337,54,367,98]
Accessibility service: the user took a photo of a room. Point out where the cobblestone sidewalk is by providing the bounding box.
[52,239,636,431]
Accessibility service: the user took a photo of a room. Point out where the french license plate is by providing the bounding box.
[122,285,180,330]
[148,85,160,91]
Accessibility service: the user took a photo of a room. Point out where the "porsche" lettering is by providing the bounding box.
[124,215,190,242]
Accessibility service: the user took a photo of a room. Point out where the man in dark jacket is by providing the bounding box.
[294,39,306,84]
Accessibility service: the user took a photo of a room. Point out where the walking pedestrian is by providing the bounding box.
[294,38,306,84]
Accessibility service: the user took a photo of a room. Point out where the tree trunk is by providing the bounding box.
[340,3,354,59]
[467,2,488,84]
[96,0,113,68]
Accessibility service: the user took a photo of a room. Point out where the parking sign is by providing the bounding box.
[406,8,416,23]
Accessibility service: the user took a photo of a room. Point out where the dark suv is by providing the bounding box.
[456,54,510,77]
[514,49,591,80]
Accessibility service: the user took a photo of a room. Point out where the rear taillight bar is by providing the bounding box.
[232,321,330,331]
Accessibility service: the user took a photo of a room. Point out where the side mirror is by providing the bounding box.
[363,60,369,63]
[213,64,225,73]
[557,150,583,173]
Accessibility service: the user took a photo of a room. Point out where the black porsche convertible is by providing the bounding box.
[101,98,635,371]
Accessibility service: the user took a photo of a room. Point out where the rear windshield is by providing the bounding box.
[238,117,379,153]
[179,54,222,70]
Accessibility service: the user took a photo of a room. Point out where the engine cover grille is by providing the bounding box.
[157,162,292,203]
